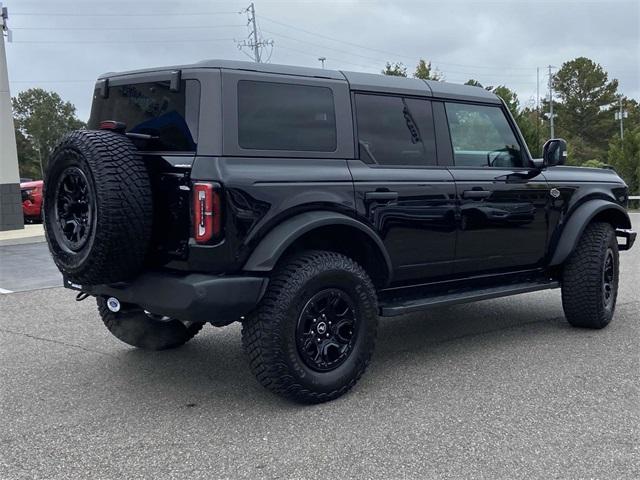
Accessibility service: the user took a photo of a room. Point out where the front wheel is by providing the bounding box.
[242,250,378,404]
[561,222,619,329]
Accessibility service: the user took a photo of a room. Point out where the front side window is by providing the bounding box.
[355,94,437,167]
[445,103,524,168]
[237,80,337,152]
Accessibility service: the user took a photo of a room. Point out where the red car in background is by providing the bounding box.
[20,179,44,223]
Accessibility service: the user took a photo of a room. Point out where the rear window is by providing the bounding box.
[237,80,337,152]
[88,79,200,152]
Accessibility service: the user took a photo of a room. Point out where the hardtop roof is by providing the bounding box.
[99,59,500,104]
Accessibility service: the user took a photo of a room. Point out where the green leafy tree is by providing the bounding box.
[413,59,442,81]
[14,128,40,179]
[549,57,618,164]
[382,62,407,77]
[582,159,607,169]
[474,83,542,157]
[464,79,485,88]
[492,85,519,118]
[12,88,86,178]
[517,107,543,158]
[608,126,640,194]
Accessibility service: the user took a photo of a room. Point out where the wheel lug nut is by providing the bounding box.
[313,318,316,323]
[317,338,321,342]
[326,333,329,338]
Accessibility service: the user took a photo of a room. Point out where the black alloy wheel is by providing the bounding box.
[54,166,94,252]
[602,248,615,309]
[296,288,359,372]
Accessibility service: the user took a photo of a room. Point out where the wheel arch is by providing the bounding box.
[242,211,393,287]
[549,199,631,266]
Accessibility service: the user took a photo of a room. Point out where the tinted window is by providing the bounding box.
[445,103,523,167]
[88,80,199,151]
[237,81,336,151]
[355,94,437,166]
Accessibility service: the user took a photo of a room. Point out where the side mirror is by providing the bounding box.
[542,138,567,167]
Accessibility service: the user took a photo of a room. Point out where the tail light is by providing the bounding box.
[193,182,222,243]
[99,120,126,133]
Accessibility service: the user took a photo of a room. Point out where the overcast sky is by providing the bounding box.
[5,0,639,121]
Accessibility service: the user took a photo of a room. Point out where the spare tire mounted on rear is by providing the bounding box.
[44,130,153,285]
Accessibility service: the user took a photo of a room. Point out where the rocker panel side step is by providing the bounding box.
[379,280,560,317]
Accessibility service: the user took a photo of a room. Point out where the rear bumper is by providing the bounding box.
[65,272,268,324]
[616,229,636,251]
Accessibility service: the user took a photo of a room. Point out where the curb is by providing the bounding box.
[0,236,46,247]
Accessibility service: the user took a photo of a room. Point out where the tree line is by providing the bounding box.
[384,56,640,193]
[12,56,640,193]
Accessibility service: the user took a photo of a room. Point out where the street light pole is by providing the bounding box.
[318,57,326,69]
[548,65,555,139]
[615,96,628,141]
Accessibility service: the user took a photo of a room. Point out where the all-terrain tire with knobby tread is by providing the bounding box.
[242,250,378,404]
[561,222,619,329]
[44,130,153,285]
[97,297,204,350]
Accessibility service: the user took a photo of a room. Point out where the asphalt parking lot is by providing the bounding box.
[1,216,639,479]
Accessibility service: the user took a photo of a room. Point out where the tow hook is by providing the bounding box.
[75,292,90,302]
[106,297,121,313]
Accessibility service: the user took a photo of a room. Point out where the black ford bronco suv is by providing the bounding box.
[43,60,636,403]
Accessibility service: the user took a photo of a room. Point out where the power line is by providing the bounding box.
[258,15,536,71]
[275,43,373,71]
[11,38,235,44]
[10,79,94,83]
[11,25,244,30]
[263,26,537,80]
[11,11,238,17]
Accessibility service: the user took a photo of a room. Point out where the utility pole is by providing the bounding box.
[615,96,628,141]
[547,65,556,139]
[318,57,326,69]
[0,3,24,231]
[536,67,540,154]
[237,3,273,63]
[249,2,260,63]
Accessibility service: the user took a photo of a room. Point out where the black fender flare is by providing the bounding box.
[242,211,393,279]
[549,199,631,266]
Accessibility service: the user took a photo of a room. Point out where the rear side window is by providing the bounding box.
[355,94,437,167]
[88,80,200,152]
[445,103,523,167]
[237,80,337,152]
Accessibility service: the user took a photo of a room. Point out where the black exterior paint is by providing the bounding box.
[91,61,634,298]
[347,160,457,282]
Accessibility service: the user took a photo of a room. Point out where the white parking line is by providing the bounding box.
[0,287,14,294]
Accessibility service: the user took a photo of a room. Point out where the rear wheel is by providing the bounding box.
[97,297,204,350]
[561,222,619,329]
[242,250,378,404]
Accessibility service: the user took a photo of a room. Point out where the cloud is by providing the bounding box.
[6,0,638,120]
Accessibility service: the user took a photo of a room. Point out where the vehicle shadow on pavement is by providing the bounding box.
[103,290,570,408]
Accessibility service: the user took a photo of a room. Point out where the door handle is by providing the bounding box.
[462,189,491,199]
[365,191,398,202]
